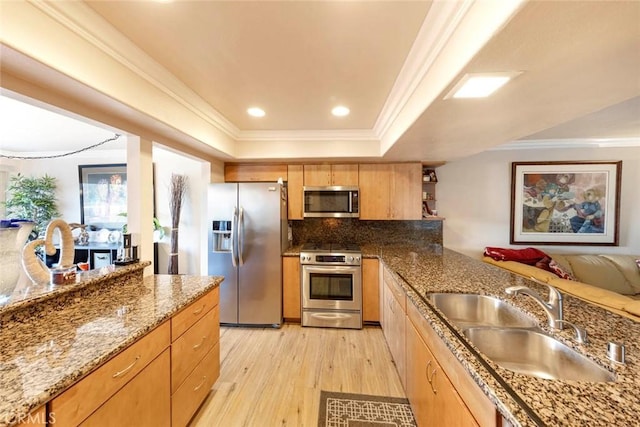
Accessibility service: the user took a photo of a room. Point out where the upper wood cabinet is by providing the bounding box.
[225,164,287,182]
[359,163,422,220]
[304,164,358,186]
[287,165,304,220]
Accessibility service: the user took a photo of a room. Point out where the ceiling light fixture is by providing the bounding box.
[247,107,265,117]
[331,106,350,117]
[445,72,523,99]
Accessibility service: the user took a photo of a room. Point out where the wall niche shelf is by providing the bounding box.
[422,166,443,220]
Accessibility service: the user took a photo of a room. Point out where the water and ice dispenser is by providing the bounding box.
[212,220,233,252]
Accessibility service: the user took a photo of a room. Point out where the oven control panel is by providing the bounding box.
[300,252,361,266]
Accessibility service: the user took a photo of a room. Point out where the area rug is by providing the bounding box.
[318,390,417,427]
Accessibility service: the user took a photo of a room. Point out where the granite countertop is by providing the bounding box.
[0,271,223,427]
[375,244,639,427]
[284,243,639,426]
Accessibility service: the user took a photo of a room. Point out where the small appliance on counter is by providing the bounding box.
[114,233,138,265]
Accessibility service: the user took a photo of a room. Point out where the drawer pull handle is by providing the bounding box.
[193,336,208,350]
[193,305,205,315]
[112,355,141,378]
[429,368,438,394]
[193,375,207,392]
[425,360,432,381]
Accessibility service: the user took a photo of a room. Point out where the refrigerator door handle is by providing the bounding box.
[231,207,238,267]
[238,207,245,266]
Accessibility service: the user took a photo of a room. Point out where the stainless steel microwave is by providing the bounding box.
[303,186,359,218]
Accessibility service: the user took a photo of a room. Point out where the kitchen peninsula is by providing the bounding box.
[0,262,223,427]
[373,244,640,426]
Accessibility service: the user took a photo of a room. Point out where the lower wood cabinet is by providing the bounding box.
[406,320,478,427]
[362,258,380,323]
[48,288,221,427]
[50,321,171,426]
[282,256,301,321]
[172,343,220,427]
[382,266,406,388]
[406,298,499,427]
[81,349,171,427]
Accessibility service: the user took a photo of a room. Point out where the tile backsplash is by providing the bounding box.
[290,218,442,247]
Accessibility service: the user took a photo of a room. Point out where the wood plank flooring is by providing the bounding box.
[189,323,405,427]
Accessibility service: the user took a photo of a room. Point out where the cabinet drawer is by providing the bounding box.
[50,321,170,426]
[172,305,219,393]
[172,288,219,340]
[172,343,220,427]
[81,349,171,427]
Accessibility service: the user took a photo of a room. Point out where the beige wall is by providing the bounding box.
[437,144,640,258]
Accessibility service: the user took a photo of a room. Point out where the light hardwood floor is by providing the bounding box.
[190,323,405,427]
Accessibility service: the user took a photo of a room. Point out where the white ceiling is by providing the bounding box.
[1,0,639,162]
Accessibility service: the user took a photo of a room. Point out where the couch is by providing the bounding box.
[483,251,640,322]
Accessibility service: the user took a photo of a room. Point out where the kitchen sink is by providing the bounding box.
[429,293,538,329]
[463,327,616,382]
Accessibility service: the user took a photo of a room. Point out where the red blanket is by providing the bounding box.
[484,247,574,280]
[484,247,550,265]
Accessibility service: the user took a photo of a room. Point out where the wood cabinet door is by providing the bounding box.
[390,163,422,219]
[81,350,171,427]
[430,357,479,427]
[362,258,379,322]
[331,164,359,186]
[406,321,433,426]
[287,165,304,220]
[358,164,391,219]
[225,164,287,182]
[303,164,332,186]
[382,275,406,387]
[282,257,301,321]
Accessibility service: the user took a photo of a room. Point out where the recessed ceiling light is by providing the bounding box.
[247,107,265,117]
[445,72,523,99]
[331,106,350,117]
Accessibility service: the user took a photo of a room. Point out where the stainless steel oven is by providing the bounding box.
[300,243,362,329]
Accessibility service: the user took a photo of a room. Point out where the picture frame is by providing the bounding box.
[510,161,621,246]
[78,164,127,230]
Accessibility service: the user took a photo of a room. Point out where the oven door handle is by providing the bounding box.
[302,265,360,274]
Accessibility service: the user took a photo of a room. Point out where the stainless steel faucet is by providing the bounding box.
[505,280,563,330]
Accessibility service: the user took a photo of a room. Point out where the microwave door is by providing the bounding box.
[304,189,353,217]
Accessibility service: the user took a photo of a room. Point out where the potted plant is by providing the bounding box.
[3,173,60,239]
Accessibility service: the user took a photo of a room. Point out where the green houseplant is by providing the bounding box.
[3,173,60,238]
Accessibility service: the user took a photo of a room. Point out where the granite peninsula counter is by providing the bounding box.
[368,244,639,427]
[0,264,223,427]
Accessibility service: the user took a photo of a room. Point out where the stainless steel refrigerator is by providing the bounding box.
[208,182,288,327]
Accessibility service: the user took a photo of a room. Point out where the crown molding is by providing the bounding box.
[31,0,240,140]
[491,138,640,151]
[236,129,378,143]
[373,0,473,139]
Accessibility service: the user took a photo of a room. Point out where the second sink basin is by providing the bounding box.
[429,293,538,329]
[464,327,615,382]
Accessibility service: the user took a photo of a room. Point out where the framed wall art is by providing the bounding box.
[510,161,621,246]
[78,164,127,230]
